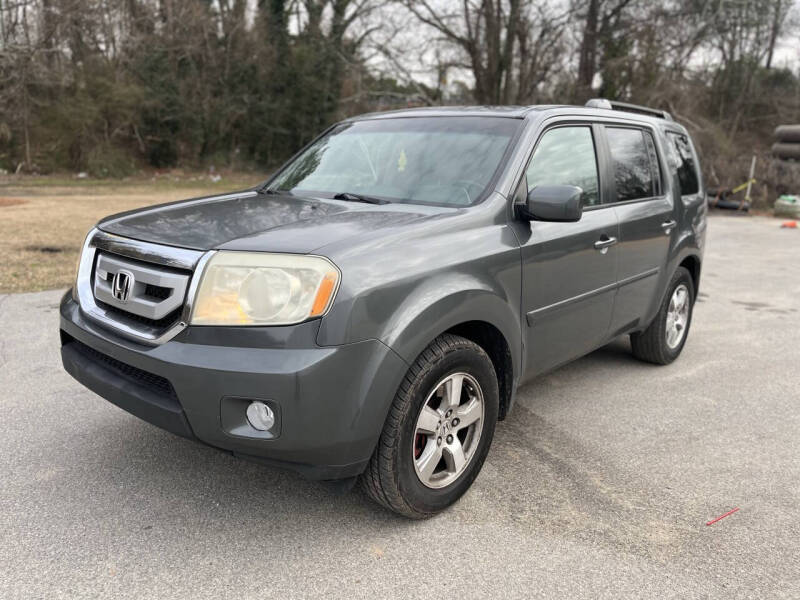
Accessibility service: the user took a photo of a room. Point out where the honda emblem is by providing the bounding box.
[111,270,134,303]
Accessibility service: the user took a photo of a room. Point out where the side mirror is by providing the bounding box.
[518,185,583,222]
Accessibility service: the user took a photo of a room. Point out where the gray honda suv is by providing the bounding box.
[60,100,706,518]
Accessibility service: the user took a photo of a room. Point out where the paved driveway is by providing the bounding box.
[1,215,798,599]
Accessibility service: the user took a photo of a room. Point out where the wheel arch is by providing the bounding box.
[383,290,522,422]
[444,321,515,421]
[678,253,702,296]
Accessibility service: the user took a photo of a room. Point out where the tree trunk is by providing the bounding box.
[576,0,599,99]
[765,0,782,69]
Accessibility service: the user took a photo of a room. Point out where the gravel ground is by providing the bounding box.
[1,214,799,599]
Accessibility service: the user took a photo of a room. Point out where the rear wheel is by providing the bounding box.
[361,334,499,518]
[630,266,695,365]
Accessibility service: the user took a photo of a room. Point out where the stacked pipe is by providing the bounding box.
[772,125,800,160]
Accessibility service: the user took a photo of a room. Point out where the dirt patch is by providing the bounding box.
[0,176,260,293]
[0,197,27,207]
[25,245,69,254]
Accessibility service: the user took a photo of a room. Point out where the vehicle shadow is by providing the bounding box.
[55,336,691,561]
[475,337,695,560]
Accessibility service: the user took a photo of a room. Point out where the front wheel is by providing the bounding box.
[361,334,499,518]
[630,266,695,365]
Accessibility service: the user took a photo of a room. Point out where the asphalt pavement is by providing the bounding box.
[1,214,799,599]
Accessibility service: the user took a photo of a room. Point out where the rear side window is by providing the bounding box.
[606,127,660,202]
[526,126,600,207]
[666,132,699,195]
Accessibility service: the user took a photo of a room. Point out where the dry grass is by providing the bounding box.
[0,175,263,294]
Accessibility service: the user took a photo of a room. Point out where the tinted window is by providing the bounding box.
[666,132,699,195]
[269,117,520,206]
[606,127,658,201]
[526,126,600,206]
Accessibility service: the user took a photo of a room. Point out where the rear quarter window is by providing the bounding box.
[666,132,700,195]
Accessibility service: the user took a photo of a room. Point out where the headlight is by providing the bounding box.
[190,252,340,326]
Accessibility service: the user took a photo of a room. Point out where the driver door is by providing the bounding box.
[516,124,619,377]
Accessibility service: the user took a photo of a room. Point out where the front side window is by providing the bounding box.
[606,127,659,202]
[269,117,521,206]
[526,126,600,206]
[666,132,699,195]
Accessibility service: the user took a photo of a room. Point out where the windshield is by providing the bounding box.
[268,117,521,206]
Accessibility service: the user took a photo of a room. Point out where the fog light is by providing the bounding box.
[246,401,275,431]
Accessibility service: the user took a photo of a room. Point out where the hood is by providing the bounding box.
[98,190,452,254]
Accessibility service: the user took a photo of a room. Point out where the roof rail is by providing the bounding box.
[585,98,673,121]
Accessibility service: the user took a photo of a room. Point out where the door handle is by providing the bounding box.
[593,236,617,254]
[661,220,677,234]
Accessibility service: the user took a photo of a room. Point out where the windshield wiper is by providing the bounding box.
[332,192,389,205]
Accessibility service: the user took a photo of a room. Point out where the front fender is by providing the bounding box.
[380,283,522,378]
[315,205,523,434]
[319,268,521,370]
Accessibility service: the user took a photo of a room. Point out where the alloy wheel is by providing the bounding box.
[412,372,484,489]
[666,283,690,349]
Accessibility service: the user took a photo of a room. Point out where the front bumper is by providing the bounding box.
[60,292,408,480]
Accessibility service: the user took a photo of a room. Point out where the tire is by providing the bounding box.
[361,334,499,519]
[771,142,800,160]
[774,125,800,143]
[630,266,695,365]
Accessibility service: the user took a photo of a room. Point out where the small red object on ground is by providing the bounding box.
[781,221,797,228]
[706,507,740,526]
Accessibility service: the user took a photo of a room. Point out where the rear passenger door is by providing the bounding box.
[517,124,619,377]
[602,125,675,334]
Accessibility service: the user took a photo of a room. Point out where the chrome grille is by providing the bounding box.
[93,252,190,320]
[74,229,211,346]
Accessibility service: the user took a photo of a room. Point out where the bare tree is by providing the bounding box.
[0,0,798,198]
[399,0,569,104]
[765,0,791,68]
[572,0,638,100]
